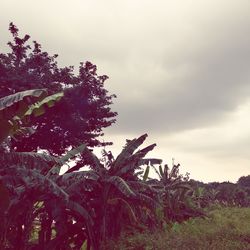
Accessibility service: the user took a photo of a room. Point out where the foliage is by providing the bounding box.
[0,90,202,249]
[190,179,250,207]
[0,22,117,156]
[0,89,81,249]
[147,164,204,224]
[238,175,250,189]
[1,89,249,250]
[0,89,63,144]
[105,207,250,250]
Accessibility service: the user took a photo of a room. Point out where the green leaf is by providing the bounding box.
[0,89,47,113]
[0,90,63,143]
[106,176,136,198]
[59,170,99,186]
[81,147,103,172]
[164,164,169,179]
[0,89,47,129]
[133,144,157,159]
[47,144,87,177]
[116,145,158,176]
[140,158,162,166]
[172,222,181,232]
[159,165,164,177]
[2,167,69,202]
[143,165,150,181]
[80,241,88,250]
[113,134,148,169]
[0,151,57,172]
[24,92,64,117]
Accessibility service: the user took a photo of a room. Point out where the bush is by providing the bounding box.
[104,207,250,250]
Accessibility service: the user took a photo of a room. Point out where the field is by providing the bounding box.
[105,207,250,250]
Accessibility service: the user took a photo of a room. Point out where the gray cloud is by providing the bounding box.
[1,0,250,182]
[110,9,250,134]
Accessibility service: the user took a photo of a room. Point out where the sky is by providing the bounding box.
[1,0,250,182]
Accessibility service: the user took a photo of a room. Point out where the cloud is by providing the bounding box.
[106,1,250,134]
[1,0,250,182]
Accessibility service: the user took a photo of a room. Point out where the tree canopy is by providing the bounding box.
[238,175,250,188]
[0,22,117,155]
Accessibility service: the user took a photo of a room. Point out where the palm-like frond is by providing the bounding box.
[24,92,64,117]
[0,89,47,117]
[0,152,57,172]
[47,144,88,177]
[58,170,99,187]
[2,167,95,239]
[3,167,69,200]
[113,134,148,169]
[143,165,150,181]
[81,147,104,172]
[106,176,136,198]
[0,89,63,143]
[116,147,159,177]
[139,158,162,166]
[132,143,157,160]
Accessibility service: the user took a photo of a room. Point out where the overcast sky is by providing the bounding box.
[1,0,250,182]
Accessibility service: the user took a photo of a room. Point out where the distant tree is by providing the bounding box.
[0,23,117,155]
[234,188,249,207]
[238,175,250,188]
[206,182,220,190]
[216,182,236,204]
[189,179,206,188]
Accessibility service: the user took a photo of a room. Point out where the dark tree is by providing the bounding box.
[0,23,117,155]
[238,175,250,188]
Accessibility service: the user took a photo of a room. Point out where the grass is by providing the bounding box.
[105,206,250,250]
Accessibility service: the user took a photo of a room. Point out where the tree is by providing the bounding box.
[216,182,236,205]
[238,175,250,188]
[0,22,117,155]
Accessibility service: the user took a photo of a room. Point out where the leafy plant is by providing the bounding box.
[150,164,204,223]
[104,207,250,250]
[0,22,117,156]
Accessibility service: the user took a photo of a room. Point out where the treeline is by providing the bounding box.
[189,176,250,208]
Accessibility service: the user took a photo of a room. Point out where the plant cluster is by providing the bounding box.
[105,207,250,250]
[0,89,203,249]
[189,178,250,208]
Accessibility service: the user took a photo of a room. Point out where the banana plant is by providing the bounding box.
[0,89,63,143]
[150,164,203,223]
[0,142,99,249]
[0,89,63,209]
[0,89,92,250]
[58,134,163,248]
